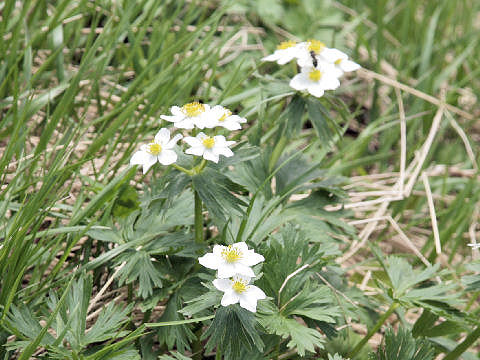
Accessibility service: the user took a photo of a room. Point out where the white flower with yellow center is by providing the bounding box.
[213,275,266,313]
[160,102,211,129]
[319,48,360,75]
[204,105,247,130]
[296,39,328,67]
[198,242,265,278]
[130,128,183,174]
[262,40,304,65]
[183,132,235,163]
[289,62,340,98]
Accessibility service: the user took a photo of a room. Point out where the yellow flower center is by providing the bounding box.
[221,245,242,263]
[309,69,322,81]
[277,40,296,50]
[232,279,248,293]
[181,102,205,117]
[148,143,162,155]
[219,110,232,122]
[202,136,215,149]
[334,58,343,65]
[308,39,325,54]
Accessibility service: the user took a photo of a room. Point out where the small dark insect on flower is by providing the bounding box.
[310,50,318,67]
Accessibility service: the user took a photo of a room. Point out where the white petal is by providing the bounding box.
[238,294,258,312]
[175,118,195,129]
[197,132,208,141]
[219,120,241,131]
[213,278,233,292]
[160,114,180,123]
[233,263,255,278]
[157,150,177,165]
[221,290,239,307]
[297,54,314,68]
[186,146,205,157]
[340,59,360,72]
[154,128,171,145]
[320,48,347,63]
[203,149,220,163]
[232,242,249,253]
[183,136,201,147]
[213,146,234,158]
[248,285,266,300]
[165,134,183,149]
[130,150,149,166]
[289,73,310,91]
[320,75,340,90]
[130,151,157,174]
[212,245,226,257]
[229,115,246,123]
[171,106,183,116]
[241,251,265,266]
[198,253,220,270]
[307,85,325,98]
[217,263,237,278]
[261,53,280,62]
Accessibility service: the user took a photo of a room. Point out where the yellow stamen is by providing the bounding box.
[334,58,343,65]
[182,102,205,117]
[277,40,296,50]
[221,245,242,263]
[232,280,247,293]
[219,110,232,122]
[309,69,322,81]
[202,136,215,149]
[307,39,325,54]
[148,143,162,155]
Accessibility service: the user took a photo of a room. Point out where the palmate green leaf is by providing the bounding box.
[258,302,324,356]
[372,248,461,308]
[83,303,132,344]
[306,98,341,145]
[282,283,340,323]
[158,352,192,360]
[156,293,196,354]
[179,282,222,317]
[257,225,326,304]
[369,327,435,360]
[116,251,164,299]
[461,260,480,291]
[202,304,264,360]
[6,275,134,358]
[192,167,247,223]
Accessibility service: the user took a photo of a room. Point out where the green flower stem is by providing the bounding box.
[194,189,203,244]
[172,163,194,176]
[215,347,222,360]
[444,325,480,360]
[348,301,399,358]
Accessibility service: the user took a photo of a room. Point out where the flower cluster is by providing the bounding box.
[199,242,266,313]
[130,102,246,173]
[262,40,360,98]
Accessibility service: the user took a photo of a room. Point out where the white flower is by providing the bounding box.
[296,39,328,67]
[204,105,247,130]
[468,243,480,249]
[213,275,266,313]
[184,132,235,163]
[319,48,360,75]
[198,242,264,278]
[130,128,183,174]
[289,62,341,98]
[160,102,212,129]
[262,40,304,65]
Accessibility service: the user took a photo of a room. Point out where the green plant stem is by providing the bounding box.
[194,189,203,244]
[348,301,399,358]
[268,135,287,173]
[215,347,222,360]
[172,163,194,176]
[444,325,480,360]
